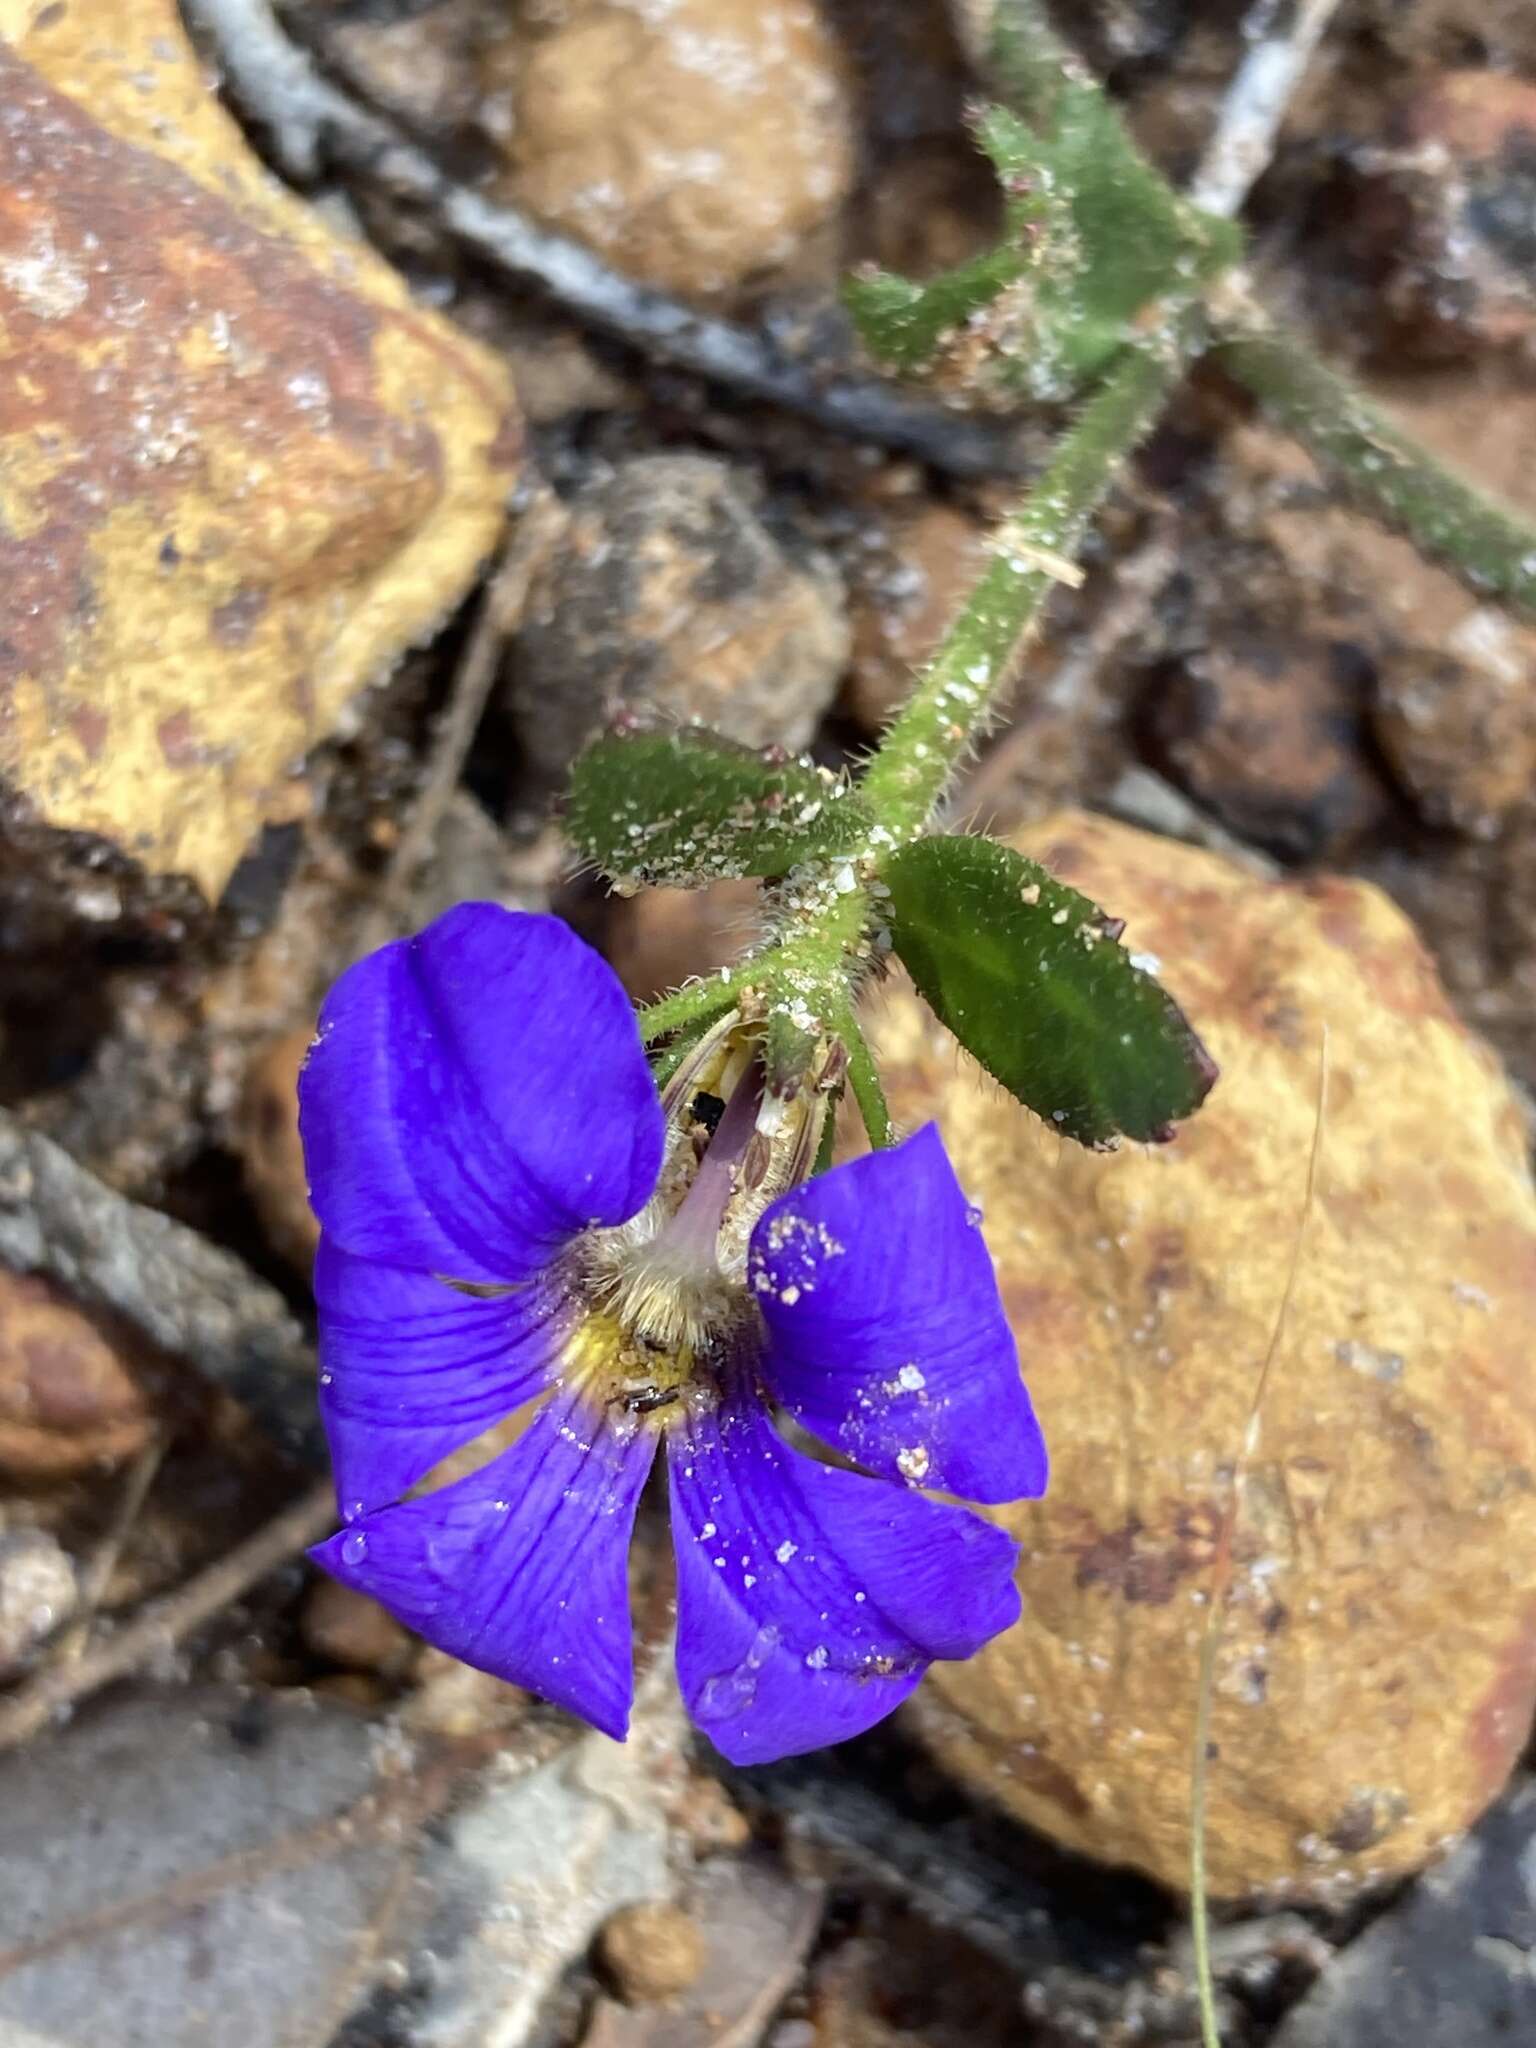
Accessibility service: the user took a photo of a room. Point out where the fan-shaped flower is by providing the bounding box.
[301,904,1046,1763]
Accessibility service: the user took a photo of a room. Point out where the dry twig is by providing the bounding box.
[351,484,567,961]
[53,1439,168,1669]
[182,0,1028,478]
[0,1479,336,1753]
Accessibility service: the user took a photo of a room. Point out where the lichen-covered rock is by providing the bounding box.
[507,456,849,780]
[872,811,1536,1899]
[482,0,854,298]
[0,0,520,903]
[0,1270,161,1478]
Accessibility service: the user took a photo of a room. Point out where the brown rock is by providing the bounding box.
[1204,424,1536,839]
[483,0,854,299]
[844,503,990,734]
[238,1027,320,1273]
[1353,0,1536,71]
[306,0,488,137]
[0,1271,160,1478]
[1147,631,1387,859]
[0,0,519,903]
[507,456,848,780]
[1337,70,1536,360]
[597,1900,706,2004]
[874,811,1536,1899]
[1373,622,1536,838]
[606,879,763,1006]
[301,1576,414,1677]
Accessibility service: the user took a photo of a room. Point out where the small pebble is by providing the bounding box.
[301,1577,415,1677]
[0,1529,78,1678]
[597,1899,706,2003]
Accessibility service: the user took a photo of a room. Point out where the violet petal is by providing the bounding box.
[748,1124,1047,1505]
[315,1234,575,1516]
[299,904,663,1283]
[312,1381,657,1739]
[668,1374,1021,1765]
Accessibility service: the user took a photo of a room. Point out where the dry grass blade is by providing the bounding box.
[1189,1027,1329,2045]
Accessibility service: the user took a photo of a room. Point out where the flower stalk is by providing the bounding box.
[860,337,1183,837]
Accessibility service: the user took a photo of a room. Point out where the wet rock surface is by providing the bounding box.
[0,0,519,906]
[876,811,1536,1899]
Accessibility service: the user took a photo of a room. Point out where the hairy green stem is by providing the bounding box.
[832,1001,895,1148]
[861,339,1183,837]
[636,973,740,1046]
[1215,323,1536,623]
[980,0,1082,125]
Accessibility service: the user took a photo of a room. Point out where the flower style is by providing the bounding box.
[300,904,1047,1763]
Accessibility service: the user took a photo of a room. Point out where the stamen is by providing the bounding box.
[655,1069,763,1272]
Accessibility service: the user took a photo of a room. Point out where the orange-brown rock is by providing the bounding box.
[873,812,1536,1899]
[0,1271,160,1478]
[483,0,854,299]
[238,1026,320,1274]
[0,0,519,902]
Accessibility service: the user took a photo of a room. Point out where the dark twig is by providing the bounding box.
[0,1479,336,1753]
[182,0,1029,478]
[0,1109,324,1468]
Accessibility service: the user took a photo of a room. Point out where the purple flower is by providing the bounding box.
[300,903,1046,1763]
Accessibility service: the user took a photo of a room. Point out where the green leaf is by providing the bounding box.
[1031,80,1240,384]
[883,834,1216,1147]
[567,729,873,889]
[844,247,1029,378]
[842,94,1239,402]
[842,104,1068,383]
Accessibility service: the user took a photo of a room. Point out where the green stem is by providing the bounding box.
[861,339,1183,837]
[636,973,740,1046]
[833,1001,895,1149]
[1215,322,1536,624]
